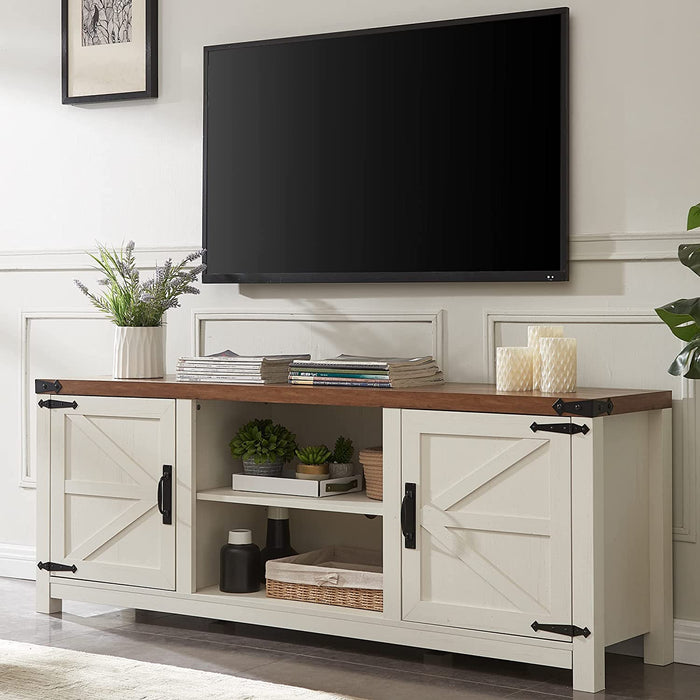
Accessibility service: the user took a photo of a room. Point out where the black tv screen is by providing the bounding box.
[203,8,568,283]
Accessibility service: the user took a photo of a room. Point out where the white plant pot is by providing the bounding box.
[113,326,164,379]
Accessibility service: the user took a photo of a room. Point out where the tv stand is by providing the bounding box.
[35,378,673,693]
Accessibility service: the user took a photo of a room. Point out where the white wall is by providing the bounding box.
[2,0,700,630]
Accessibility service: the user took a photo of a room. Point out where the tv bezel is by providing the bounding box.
[202,7,569,284]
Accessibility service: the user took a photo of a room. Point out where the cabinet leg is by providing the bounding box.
[573,636,605,693]
[644,409,674,666]
[36,575,61,614]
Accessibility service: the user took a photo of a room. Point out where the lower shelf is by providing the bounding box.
[193,584,384,621]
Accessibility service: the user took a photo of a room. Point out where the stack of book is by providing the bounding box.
[288,355,444,388]
[176,350,311,384]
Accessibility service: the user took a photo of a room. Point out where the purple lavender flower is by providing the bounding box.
[97,278,110,286]
[74,280,89,295]
[182,286,200,295]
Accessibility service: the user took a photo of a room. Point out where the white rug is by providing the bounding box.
[0,640,355,699]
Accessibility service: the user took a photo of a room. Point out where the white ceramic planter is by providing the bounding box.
[113,326,164,379]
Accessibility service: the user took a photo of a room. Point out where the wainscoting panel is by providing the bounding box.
[193,311,445,373]
[485,311,696,543]
[21,312,111,488]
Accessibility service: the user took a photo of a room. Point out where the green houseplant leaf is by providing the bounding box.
[688,203,700,231]
[668,337,700,378]
[678,243,700,277]
[654,298,700,341]
[331,436,354,464]
[656,203,700,378]
[295,445,332,465]
[229,419,297,464]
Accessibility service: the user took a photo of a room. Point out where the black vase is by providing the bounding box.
[260,507,296,581]
[220,529,261,593]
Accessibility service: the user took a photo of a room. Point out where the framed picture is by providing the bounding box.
[61,0,158,104]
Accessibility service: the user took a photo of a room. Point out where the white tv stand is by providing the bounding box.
[34,378,673,693]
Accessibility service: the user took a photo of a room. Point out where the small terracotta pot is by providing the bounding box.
[295,462,330,480]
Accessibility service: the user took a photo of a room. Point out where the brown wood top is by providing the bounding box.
[36,377,672,417]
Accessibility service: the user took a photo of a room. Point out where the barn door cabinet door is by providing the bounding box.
[49,396,176,590]
[401,410,572,641]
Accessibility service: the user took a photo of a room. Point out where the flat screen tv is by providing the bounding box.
[202,7,569,284]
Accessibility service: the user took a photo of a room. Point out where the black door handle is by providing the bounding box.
[157,465,172,525]
[401,483,416,549]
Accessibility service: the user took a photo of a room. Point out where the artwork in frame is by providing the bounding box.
[61,0,158,104]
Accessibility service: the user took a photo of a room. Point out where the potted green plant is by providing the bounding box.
[295,445,332,481]
[74,241,205,379]
[655,203,700,377]
[329,435,355,479]
[229,419,297,477]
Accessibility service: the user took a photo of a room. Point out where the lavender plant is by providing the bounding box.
[74,241,205,327]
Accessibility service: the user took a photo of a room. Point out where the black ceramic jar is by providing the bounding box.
[220,529,261,593]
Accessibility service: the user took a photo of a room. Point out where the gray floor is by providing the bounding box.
[1,578,698,699]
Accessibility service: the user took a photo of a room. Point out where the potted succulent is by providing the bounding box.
[329,435,355,479]
[74,241,205,379]
[229,419,297,477]
[295,445,332,481]
[655,203,700,377]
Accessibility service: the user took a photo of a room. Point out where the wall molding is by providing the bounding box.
[1,232,700,272]
[570,231,700,261]
[0,246,198,272]
[483,309,696,543]
[20,311,105,489]
[0,543,36,581]
[192,310,446,372]
[675,619,700,666]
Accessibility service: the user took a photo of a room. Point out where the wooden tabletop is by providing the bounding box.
[35,377,672,417]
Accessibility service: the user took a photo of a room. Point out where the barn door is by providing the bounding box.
[49,396,175,590]
[402,410,572,640]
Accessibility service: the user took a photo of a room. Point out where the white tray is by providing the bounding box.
[231,472,363,497]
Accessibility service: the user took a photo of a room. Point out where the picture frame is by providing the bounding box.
[61,0,158,104]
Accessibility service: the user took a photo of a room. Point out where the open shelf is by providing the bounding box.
[196,487,384,516]
[194,585,383,621]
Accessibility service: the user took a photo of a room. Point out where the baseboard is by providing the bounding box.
[0,543,36,581]
[675,619,700,666]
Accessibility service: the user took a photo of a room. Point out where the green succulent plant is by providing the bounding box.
[331,435,354,464]
[229,419,297,464]
[295,445,332,465]
[655,203,700,378]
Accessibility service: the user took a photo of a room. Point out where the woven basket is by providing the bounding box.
[266,579,383,612]
[359,447,383,500]
[265,546,383,612]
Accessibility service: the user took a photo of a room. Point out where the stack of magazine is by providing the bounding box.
[177,350,311,384]
[288,355,444,388]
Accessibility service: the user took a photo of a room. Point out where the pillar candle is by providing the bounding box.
[528,325,564,390]
[496,347,534,391]
[539,337,577,393]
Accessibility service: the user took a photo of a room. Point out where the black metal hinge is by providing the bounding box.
[37,561,77,573]
[38,399,78,410]
[35,379,63,394]
[530,422,589,436]
[552,398,614,418]
[531,621,591,638]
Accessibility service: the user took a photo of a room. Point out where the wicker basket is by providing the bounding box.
[359,447,383,500]
[265,546,383,612]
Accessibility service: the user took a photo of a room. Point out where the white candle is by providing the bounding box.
[539,337,577,393]
[496,347,534,391]
[528,325,564,391]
